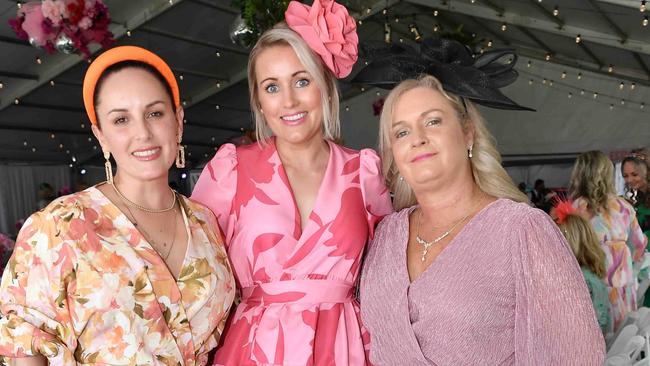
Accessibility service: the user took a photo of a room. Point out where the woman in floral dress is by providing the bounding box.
[0,46,235,365]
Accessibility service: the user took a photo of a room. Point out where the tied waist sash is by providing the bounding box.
[241,279,354,305]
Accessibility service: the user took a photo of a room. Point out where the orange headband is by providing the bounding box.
[82,45,180,125]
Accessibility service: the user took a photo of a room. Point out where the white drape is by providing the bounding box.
[0,164,71,236]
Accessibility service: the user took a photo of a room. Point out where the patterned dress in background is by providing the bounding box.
[0,187,236,365]
[574,195,648,332]
[192,138,392,365]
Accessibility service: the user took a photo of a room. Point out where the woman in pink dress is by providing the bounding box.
[191,1,392,365]
[356,39,605,364]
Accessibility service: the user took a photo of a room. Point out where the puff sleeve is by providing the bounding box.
[359,149,393,240]
[0,211,77,365]
[191,143,238,244]
[512,208,605,365]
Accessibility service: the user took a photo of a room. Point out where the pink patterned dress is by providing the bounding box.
[573,196,648,332]
[192,138,392,365]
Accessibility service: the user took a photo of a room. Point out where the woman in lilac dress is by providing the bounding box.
[356,39,605,365]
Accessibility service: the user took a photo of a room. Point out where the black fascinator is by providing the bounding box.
[352,38,534,111]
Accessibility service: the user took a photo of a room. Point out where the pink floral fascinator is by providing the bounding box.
[285,0,359,78]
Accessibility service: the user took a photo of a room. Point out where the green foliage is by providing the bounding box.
[232,0,291,44]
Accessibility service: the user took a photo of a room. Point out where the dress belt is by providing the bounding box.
[240,279,354,305]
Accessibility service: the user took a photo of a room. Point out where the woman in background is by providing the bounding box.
[571,150,647,332]
[555,200,611,334]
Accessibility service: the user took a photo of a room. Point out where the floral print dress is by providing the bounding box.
[0,186,236,365]
[574,195,648,332]
[192,138,393,365]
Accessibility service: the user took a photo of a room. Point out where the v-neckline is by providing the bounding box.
[405,198,502,285]
[90,184,192,281]
[273,138,333,240]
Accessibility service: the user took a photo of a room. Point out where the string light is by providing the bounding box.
[644,16,649,26]
[409,23,422,41]
[487,40,493,47]
[87,137,92,142]
[216,51,221,57]
[433,10,438,16]
[216,81,221,88]
[642,1,647,12]
[642,103,645,109]
[126,29,131,37]
[542,78,547,84]
[621,99,626,105]
[382,9,387,15]
[14,98,19,104]
[608,64,614,73]
[345,106,350,111]
[577,72,582,80]
[631,83,636,90]
[549,80,553,86]
[49,80,55,86]
[529,79,533,85]
[575,34,581,43]
[433,24,439,32]
[0,81,3,89]
[80,123,85,128]
[619,82,625,90]
[545,53,551,61]
[553,6,559,16]
[35,57,42,65]
[610,104,614,110]
[501,23,507,31]
[568,92,572,98]
[23,140,27,146]
[394,16,399,23]
[561,71,567,79]
[580,89,585,95]
[593,92,598,98]
[31,147,36,152]
[17,2,22,9]
[527,60,532,67]
[215,104,220,110]
[50,133,55,139]
[384,22,392,43]
[59,143,63,149]
[179,75,184,81]
[358,19,363,25]
[366,7,371,14]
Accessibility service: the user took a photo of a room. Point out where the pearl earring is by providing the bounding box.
[468,145,473,158]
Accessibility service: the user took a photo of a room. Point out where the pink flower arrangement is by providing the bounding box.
[9,0,114,58]
[285,0,358,78]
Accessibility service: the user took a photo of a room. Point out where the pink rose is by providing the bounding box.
[78,16,92,30]
[41,0,68,26]
[285,0,358,78]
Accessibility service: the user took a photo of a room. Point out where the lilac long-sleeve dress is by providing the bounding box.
[360,198,605,365]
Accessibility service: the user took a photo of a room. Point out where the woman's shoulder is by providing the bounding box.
[38,186,102,217]
[482,198,542,221]
[375,206,411,236]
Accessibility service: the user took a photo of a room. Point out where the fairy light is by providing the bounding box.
[527,60,532,68]
[529,79,533,85]
[593,92,598,98]
[619,82,625,90]
[568,92,572,98]
[23,140,27,146]
[409,23,422,41]
[641,103,645,109]
[358,19,363,25]
[31,147,36,152]
[608,64,614,73]
[49,80,55,86]
[0,81,3,89]
[631,83,636,90]
[487,40,493,47]
[577,72,582,80]
[610,104,614,110]
[621,99,626,105]
[179,75,184,81]
[345,106,350,111]
[215,105,220,110]
[126,29,131,37]
[50,133,55,139]
[580,89,585,95]
[394,16,399,23]
[216,82,221,88]
[642,0,647,12]
[14,98,19,104]
[80,123,85,128]
[561,71,567,79]
[644,16,649,26]
[542,78,547,84]
[216,51,221,57]
[59,143,63,149]
[501,23,507,31]
[35,57,42,65]
[433,10,438,16]
[553,6,559,16]
[549,80,553,86]
[433,24,439,32]
[545,53,551,61]
[575,34,581,43]
[87,137,92,142]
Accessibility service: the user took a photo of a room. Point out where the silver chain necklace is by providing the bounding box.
[415,210,470,262]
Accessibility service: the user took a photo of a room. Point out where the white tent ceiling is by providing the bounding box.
[0,0,648,169]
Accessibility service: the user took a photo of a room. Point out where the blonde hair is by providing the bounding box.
[378,75,528,210]
[247,23,340,143]
[569,151,615,214]
[559,214,606,278]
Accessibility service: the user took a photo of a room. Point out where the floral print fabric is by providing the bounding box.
[192,139,392,365]
[574,195,648,332]
[0,186,235,365]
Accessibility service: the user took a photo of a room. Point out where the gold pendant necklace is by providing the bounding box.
[111,182,177,213]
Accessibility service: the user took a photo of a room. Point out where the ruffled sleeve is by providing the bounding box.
[191,143,238,244]
[512,206,605,364]
[0,211,77,365]
[359,149,393,239]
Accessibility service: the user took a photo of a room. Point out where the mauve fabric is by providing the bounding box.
[360,199,606,365]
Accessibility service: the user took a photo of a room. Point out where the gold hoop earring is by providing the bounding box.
[104,150,113,185]
[176,140,185,169]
